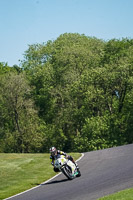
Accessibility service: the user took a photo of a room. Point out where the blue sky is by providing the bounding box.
[0,0,133,66]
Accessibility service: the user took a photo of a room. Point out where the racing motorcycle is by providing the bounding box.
[54,154,81,180]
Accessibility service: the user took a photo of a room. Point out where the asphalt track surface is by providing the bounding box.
[6,144,133,200]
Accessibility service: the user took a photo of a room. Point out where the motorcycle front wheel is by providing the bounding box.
[62,166,74,180]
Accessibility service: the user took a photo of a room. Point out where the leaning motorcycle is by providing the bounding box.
[54,154,81,180]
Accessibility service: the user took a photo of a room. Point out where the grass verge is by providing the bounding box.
[0,153,81,200]
[98,188,133,200]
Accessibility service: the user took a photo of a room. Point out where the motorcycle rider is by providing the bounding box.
[49,147,79,172]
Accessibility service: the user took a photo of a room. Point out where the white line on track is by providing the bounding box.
[4,153,84,200]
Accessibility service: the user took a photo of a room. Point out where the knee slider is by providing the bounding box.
[68,155,73,161]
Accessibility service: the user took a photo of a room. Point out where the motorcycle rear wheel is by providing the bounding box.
[76,169,81,177]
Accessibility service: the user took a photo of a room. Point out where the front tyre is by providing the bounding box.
[62,167,74,180]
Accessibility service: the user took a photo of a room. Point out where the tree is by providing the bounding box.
[22,33,105,151]
[0,72,45,153]
[20,34,133,152]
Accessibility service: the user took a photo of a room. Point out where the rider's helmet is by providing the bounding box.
[49,147,57,156]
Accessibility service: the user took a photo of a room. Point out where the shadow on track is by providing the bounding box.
[42,179,69,185]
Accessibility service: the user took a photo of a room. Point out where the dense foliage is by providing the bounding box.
[1,33,133,153]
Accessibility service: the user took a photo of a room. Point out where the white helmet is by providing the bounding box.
[49,147,57,155]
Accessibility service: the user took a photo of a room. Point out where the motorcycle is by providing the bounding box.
[54,154,81,180]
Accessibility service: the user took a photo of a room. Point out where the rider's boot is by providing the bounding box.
[75,163,79,171]
[75,163,81,177]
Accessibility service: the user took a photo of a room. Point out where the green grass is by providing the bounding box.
[0,153,81,200]
[98,188,133,200]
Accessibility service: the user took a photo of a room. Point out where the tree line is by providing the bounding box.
[0,33,133,153]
